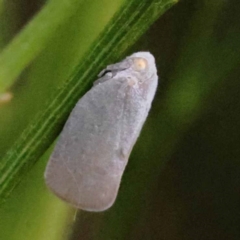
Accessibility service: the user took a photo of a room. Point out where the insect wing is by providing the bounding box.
[45,52,158,211]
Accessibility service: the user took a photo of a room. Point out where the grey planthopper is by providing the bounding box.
[44,52,158,212]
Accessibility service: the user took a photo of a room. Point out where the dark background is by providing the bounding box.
[73,1,240,239]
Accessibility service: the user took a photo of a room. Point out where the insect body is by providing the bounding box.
[44,52,158,212]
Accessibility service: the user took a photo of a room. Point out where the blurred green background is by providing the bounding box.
[0,0,240,239]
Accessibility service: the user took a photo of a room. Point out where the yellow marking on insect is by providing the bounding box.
[133,58,148,71]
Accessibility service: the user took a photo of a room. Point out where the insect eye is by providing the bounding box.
[133,58,148,71]
[101,70,113,77]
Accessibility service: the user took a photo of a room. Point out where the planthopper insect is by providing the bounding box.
[44,52,158,212]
